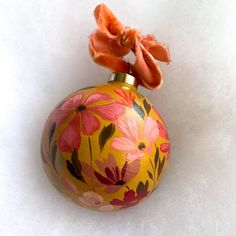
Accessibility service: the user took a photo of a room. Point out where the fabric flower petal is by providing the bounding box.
[90,30,131,57]
[94,3,123,37]
[132,42,163,89]
[89,4,170,89]
[89,41,131,73]
[141,34,170,62]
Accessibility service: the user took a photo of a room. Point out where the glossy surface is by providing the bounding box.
[41,81,170,210]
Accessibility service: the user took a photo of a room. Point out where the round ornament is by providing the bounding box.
[41,73,170,210]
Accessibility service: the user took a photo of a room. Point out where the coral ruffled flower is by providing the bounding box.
[82,154,140,193]
[89,4,170,89]
[111,117,159,161]
[55,92,125,152]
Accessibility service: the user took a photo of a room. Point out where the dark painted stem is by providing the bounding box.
[149,159,156,187]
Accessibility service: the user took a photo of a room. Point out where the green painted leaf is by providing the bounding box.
[50,142,57,170]
[99,123,115,151]
[66,160,85,183]
[136,181,145,194]
[143,99,151,115]
[158,156,166,177]
[147,170,153,180]
[58,153,65,170]
[154,147,159,169]
[79,86,96,91]
[48,122,56,146]
[71,150,82,174]
[133,101,145,119]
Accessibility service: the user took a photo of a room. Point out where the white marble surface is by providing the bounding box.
[0,0,236,235]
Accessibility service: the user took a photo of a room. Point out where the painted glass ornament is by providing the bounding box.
[41,4,170,211]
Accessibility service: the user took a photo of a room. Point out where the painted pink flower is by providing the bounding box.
[76,191,114,211]
[54,92,125,152]
[77,191,103,207]
[111,117,159,161]
[82,154,140,193]
[114,88,135,107]
[160,143,170,160]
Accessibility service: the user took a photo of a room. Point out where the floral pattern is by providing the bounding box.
[76,191,114,211]
[111,117,159,161]
[82,154,140,193]
[54,92,125,152]
[110,181,149,208]
[41,84,170,210]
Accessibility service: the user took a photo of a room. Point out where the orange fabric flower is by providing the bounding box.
[89,4,170,89]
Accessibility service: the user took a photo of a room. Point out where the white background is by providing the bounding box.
[0,0,236,235]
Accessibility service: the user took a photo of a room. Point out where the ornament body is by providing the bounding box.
[41,77,170,210]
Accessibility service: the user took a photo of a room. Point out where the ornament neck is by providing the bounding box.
[108,72,138,89]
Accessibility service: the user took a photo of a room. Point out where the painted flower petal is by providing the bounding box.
[123,190,136,202]
[78,191,103,207]
[160,143,170,153]
[110,199,126,206]
[105,185,122,193]
[81,162,97,179]
[94,171,114,185]
[81,110,100,135]
[111,137,136,152]
[126,151,144,161]
[121,161,128,179]
[84,92,113,105]
[158,121,168,139]
[90,102,125,121]
[61,93,83,111]
[99,204,114,211]
[115,118,139,142]
[51,110,70,127]
[123,159,140,182]
[143,116,159,142]
[105,167,115,182]
[58,117,81,152]
[95,154,117,173]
